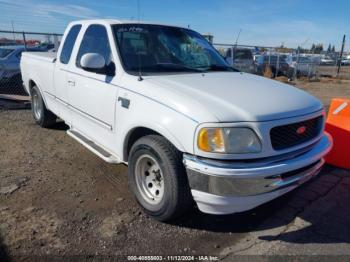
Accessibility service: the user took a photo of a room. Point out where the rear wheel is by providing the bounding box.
[128,135,193,221]
[31,85,57,127]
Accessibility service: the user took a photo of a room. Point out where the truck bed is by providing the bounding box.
[20,52,57,95]
[23,52,57,63]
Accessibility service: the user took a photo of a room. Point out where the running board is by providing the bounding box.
[67,130,121,164]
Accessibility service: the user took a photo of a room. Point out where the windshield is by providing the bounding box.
[233,49,253,60]
[112,24,235,74]
[226,48,253,60]
[0,48,14,58]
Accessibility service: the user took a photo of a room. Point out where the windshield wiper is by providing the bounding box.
[129,63,237,73]
[154,63,203,72]
[129,63,203,73]
[202,64,237,72]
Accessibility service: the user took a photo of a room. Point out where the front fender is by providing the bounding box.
[113,89,198,162]
[122,122,187,159]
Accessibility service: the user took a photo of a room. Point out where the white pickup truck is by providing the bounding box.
[21,19,332,221]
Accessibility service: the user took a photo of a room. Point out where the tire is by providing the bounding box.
[128,135,193,221]
[31,85,57,127]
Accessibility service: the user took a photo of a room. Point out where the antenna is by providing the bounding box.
[234,28,242,47]
[137,0,143,81]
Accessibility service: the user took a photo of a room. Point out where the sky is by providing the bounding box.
[0,0,349,51]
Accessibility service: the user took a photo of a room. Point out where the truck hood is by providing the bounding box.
[148,72,323,122]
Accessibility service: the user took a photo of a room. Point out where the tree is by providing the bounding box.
[310,43,323,54]
[332,45,336,52]
[298,46,308,53]
[316,44,323,53]
[327,44,332,53]
[311,43,316,52]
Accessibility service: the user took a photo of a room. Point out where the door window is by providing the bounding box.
[76,25,112,68]
[60,24,82,64]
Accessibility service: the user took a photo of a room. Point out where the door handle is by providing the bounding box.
[67,80,75,86]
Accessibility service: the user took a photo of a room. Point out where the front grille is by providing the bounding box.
[270,116,323,150]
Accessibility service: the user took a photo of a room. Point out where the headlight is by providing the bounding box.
[197,127,261,154]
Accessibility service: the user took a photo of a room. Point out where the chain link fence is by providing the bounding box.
[213,43,350,81]
[0,30,62,97]
[0,30,349,99]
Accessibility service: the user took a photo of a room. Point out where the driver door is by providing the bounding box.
[67,24,118,151]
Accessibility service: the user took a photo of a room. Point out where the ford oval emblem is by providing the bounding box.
[297,126,306,134]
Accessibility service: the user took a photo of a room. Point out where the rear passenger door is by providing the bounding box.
[67,24,118,151]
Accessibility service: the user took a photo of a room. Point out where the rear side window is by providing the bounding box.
[60,24,82,64]
[226,49,253,60]
[76,24,112,68]
[233,49,253,60]
[0,48,14,58]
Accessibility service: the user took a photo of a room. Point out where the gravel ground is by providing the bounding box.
[0,77,350,261]
[222,168,350,259]
[0,110,267,260]
[318,65,350,80]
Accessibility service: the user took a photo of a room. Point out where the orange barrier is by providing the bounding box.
[325,98,350,169]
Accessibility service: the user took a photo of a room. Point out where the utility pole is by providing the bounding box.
[337,34,346,77]
[11,20,15,42]
[22,32,27,50]
[230,29,242,67]
[234,28,242,47]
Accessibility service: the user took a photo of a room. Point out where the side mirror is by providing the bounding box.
[80,53,106,73]
[80,53,115,76]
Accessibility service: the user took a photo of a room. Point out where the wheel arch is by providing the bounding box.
[123,125,186,162]
[28,79,36,93]
[28,79,49,108]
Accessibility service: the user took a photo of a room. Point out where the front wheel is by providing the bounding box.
[128,135,193,221]
[31,85,57,127]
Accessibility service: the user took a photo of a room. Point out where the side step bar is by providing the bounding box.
[67,130,121,164]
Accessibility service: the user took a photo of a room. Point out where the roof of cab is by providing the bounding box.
[69,19,183,29]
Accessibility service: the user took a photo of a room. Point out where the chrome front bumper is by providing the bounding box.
[183,133,333,214]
